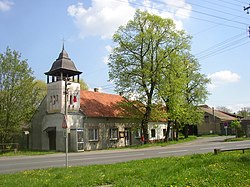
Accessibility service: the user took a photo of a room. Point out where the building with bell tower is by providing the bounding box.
[30,46,145,152]
[45,45,82,114]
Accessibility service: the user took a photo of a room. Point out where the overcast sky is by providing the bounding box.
[1,0,250,112]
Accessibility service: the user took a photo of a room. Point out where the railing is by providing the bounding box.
[214,147,250,154]
[0,143,19,153]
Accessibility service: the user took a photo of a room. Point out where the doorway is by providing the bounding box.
[125,128,131,146]
[48,130,56,150]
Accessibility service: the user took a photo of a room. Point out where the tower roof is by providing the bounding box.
[45,47,82,77]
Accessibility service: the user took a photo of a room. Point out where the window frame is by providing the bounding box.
[110,128,118,140]
[151,129,156,138]
[89,128,99,141]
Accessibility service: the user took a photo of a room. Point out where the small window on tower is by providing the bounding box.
[53,95,56,105]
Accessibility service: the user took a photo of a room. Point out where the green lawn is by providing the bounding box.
[1,151,249,187]
[1,136,197,157]
[0,150,58,157]
[225,137,250,142]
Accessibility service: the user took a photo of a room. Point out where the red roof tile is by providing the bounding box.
[80,90,127,118]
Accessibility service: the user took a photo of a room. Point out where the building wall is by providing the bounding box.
[148,122,169,141]
[30,97,47,150]
[83,117,141,151]
[197,112,222,135]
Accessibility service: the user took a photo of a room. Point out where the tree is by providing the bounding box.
[230,120,241,138]
[79,79,89,90]
[0,47,37,143]
[108,10,197,142]
[180,55,210,138]
[33,79,47,107]
[237,107,250,118]
[216,106,232,113]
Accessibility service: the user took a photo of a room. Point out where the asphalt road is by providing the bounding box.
[1,136,250,174]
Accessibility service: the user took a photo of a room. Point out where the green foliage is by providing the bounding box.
[79,78,89,90]
[230,120,241,129]
[33,79,47,107]
[237,107,250,118]
[1,152,250,186]
[0,47,36,143]
[230,120,242,138]
[108,10,210,141]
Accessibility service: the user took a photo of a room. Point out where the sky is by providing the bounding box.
[1,0,250,112]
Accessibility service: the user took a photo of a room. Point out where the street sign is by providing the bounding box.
[62,115,67,129]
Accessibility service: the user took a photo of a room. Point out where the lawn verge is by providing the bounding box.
[0,151,249,186]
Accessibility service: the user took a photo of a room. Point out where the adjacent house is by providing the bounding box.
[30,47,169,152]
[198,105,237,135]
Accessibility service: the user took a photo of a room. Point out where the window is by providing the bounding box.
[110,128,118,140]
[135,129,141,138]
[89,129,98,141]
[204,116,209,123]
[151,129,156,138]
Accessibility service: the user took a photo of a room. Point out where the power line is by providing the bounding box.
[114,0,248,28]
[216,0,244,7]
[198,39,250,60]
[185,1,249,21]
[195,32,246,56]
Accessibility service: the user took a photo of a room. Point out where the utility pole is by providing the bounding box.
[244,4,250,14]
[244,5,250,37]
[64,77,70,168]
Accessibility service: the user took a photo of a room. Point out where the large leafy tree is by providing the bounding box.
[237,107,250,118]
[0,47,37,143]
[108,10,195,142]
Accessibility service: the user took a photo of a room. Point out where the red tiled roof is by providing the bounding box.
[80,90,127,118]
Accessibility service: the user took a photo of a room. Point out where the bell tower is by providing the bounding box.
[45,46,82,114]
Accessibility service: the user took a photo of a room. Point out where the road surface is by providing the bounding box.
[1,136,250,174]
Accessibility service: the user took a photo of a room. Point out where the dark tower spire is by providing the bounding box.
[45,46,82,83]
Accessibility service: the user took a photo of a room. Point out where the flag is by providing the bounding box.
[73,95,77,103]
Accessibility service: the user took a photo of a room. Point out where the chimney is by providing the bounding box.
[94,88,99,92]
[119,91,123,96]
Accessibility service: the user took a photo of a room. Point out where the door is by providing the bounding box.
[48,131,56,150]
[125,128,131,146]
[77,130,84,151]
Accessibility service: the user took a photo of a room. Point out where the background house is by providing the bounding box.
[198,105,237,135]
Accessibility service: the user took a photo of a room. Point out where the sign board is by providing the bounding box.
[62,115,67,129]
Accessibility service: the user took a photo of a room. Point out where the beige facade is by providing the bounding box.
[198,106,237,135]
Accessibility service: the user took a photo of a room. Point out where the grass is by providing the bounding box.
[0,150,58,157]
[0,136,197,157]
[224,137,250,142]
[133,135,197,149]
[0,151,249,186]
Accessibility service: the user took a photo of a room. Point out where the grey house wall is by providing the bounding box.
[82,117,141,151]
[30,96,84,152]
[197,112,222,135]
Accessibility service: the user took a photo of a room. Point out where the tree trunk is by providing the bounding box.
[184,124,189,138]
[164,122,171,142]
[174,120,179,141]
[141,106,151,144]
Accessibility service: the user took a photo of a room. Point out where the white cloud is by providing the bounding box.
[103,45,113,64]
[0,0,14,12]
[67,0,192,39]
[208,70,240,90]
[67,0,135,39]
